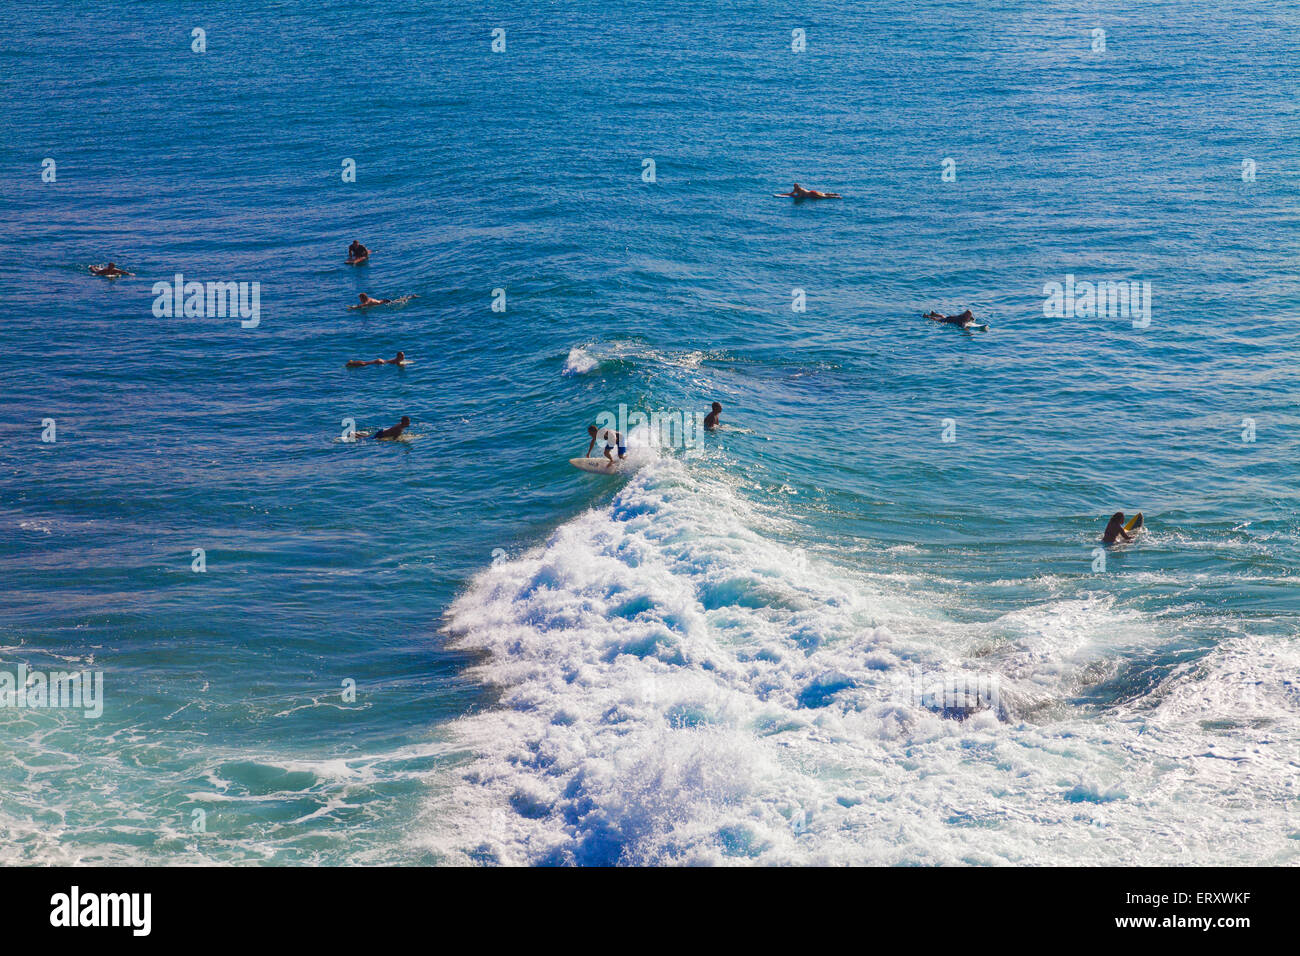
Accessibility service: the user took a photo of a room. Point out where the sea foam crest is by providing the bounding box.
[425,460,983,864]
[562,347,599,376]
[423,461,1300,865]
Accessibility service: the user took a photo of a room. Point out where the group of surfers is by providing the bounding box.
[85,188,1131,534]
[340,241,412,439]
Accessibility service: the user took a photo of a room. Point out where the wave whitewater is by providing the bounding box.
[424,458,1300,865]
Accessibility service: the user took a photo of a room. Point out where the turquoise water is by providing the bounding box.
[1,0,1297,864]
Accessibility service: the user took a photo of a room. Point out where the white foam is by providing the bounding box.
[562,347,599,376]
[424,459,1300,865]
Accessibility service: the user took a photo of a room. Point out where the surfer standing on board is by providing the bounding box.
[586,425,626,464]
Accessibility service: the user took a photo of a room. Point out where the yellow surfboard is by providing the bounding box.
[1123,513,1144,533]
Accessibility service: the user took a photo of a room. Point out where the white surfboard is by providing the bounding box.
[570,457,622,474]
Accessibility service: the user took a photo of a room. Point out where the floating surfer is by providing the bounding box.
[924,309,988,331]
[586,424,627,464]
[349,293,416,310]
[774,183,842,199]
[1101,511,1143,543]
[346,351,407,368]
[704,402,722,430]
[346,241,370,265]
[89,262,133,278]
[371,416,411,440]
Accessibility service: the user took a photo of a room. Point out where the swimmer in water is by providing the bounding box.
[346,241,370,265]
[704,401,722,430]
[775,183,842,199]
[89,262,133,278]
[372,416,411,440]
[1101,512,1137,544]
[346,351,407,368]
[586,424,626,464]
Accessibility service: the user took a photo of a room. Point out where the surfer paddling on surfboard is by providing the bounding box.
[89,262,133,278]
[346,241,370,265]
[372,416,411,441]
[1102,511,1143,543]
[586,424,627,465]
[775,183,841,199]
[346,351,407,368]
[924,309,987,330]
[349,293,416,310]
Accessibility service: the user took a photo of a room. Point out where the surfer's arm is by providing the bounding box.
[586,438,596,457]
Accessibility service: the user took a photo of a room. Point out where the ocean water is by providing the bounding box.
[1,0,1297,865]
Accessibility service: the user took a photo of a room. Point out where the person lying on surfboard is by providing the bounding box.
[704,402,722,430]
[586,425,627,463]
[1101,511,1139,544]
[346,351,407,368]
[372,416,411,441]
[89,262,133,278]
[925,309,979,327]
[350,293,395,310]
[346,240,370,265]
[775,183,841,199]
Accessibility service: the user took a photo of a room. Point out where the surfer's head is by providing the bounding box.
[1104,512,1125,536]
[711,402,722,412]
[587,425,598,437]
[395,351,405,361]
[400,416,410,427]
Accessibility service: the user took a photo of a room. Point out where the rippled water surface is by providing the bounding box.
[0,0,1297,864]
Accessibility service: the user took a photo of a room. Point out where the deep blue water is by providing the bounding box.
[1,0,1297,864]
